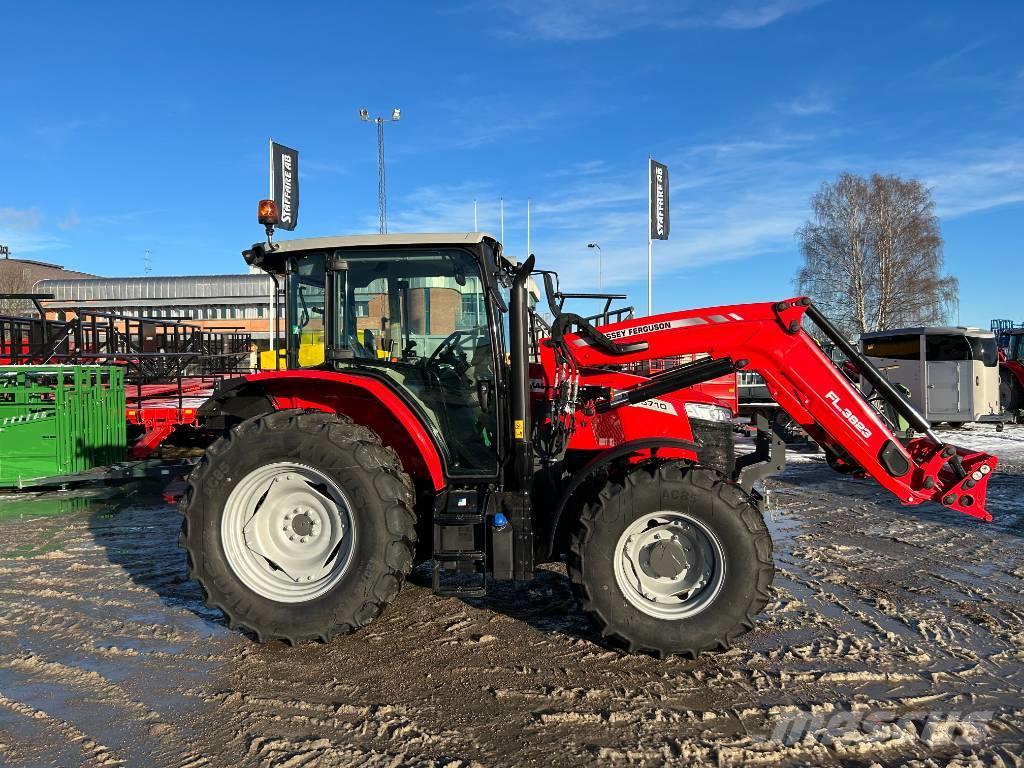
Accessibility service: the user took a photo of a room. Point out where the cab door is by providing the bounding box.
[323,247,502,478]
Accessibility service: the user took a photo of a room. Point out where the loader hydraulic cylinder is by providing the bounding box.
[803,302,941,444]
[595,356,738,414]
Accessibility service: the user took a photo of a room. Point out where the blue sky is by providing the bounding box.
[1,1,1021,326]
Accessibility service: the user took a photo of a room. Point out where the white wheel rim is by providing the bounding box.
[613,511,726,619]
[221,462,356,603]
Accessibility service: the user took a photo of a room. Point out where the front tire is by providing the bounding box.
[180,409,416,643]
[568,462,774,657]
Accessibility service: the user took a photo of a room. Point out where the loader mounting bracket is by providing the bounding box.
[735,412,787,495]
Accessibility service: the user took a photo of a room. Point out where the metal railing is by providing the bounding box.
[0,305,253,410]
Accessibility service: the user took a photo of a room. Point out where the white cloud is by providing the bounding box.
[301,159,348,178]
[488,0,823,41]
[59,209,81,230]
[0,207,64,255]
[782,92,833,116]
[0,207,43,232]
[385,183,497,233]
[34,118,84,146]
[713,0,819,29]
[911,146,1024,218]
[382,132,1024,312]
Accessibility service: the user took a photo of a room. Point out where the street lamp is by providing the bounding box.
[587,242,602,290]
[359,107,402,234]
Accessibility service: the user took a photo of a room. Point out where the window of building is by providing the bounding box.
[461,293,482,327]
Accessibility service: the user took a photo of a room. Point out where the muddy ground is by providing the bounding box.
[0,424,1023,767]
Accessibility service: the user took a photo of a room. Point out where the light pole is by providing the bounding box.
[359,107,401,234]
[587,242,602,290]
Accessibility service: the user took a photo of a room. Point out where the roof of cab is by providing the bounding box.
[861,326,993,339]
[264,232,494,254]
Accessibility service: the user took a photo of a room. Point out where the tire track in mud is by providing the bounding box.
[0,691,124,766]
[0,494,237,766]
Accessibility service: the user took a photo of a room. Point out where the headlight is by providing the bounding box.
[684,402,733,423]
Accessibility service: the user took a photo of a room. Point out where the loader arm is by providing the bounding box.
[560,296,998,521]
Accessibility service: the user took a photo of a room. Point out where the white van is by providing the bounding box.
[860,327,1002,426]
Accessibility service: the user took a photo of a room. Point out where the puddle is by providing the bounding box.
[0,494,96,522]
[0,488,131,558]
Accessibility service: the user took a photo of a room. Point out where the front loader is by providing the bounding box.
[182,214,998,657]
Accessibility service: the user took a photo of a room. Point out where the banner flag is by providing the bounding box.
[649,158,669,240]
[271,141,299,231]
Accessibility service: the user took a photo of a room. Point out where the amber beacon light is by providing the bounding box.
[258,199,279,225]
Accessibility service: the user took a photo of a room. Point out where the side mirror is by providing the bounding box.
[477,379,492,412]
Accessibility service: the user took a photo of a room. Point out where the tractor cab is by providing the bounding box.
[1007,330,1024,363]
[999,329,1024,419]
[243,233,509,478]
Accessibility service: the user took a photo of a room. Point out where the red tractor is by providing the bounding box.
[182,224,998,657]
[999,329,1024,421]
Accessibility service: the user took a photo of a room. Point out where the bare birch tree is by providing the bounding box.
[0,264,36,316]
[796,172,958,337]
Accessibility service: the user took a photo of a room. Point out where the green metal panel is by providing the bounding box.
[0,366,127,487]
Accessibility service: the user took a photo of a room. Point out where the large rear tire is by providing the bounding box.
[568,462,774,657]
[180,409,416,643]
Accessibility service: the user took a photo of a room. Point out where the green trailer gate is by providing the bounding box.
[0,366,126,487]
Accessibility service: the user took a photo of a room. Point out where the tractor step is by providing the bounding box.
[433,549,485,561]
[432,490,487,597]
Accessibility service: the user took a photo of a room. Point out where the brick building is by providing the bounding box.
[34,272,276,345]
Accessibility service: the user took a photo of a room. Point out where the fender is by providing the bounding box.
[1003,360,1024,389]
[202,370,446,491]
[543,437,700,559]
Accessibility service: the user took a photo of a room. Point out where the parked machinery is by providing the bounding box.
[860,327,1003,427]
[999,328,1024,421]
[182,213,997,657]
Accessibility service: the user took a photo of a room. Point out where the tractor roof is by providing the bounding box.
[244,232,500,272]
[861,326,994,339]
[266,232,494,253]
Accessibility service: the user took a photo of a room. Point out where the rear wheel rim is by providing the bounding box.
[221,462,356,603]
[613,511,725,619]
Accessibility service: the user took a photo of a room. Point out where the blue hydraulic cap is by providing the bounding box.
[492,512,509,529]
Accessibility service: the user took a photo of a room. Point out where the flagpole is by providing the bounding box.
[647,155,653,316]
[500,197,504,244]
[473,199,478,231]
[268,138,276,358]
[527,198,531,256]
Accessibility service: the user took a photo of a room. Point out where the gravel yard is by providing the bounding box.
[1,424,1022,767]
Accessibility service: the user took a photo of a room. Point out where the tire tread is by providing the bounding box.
[566,460,774,658]
[179,408,416,645]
